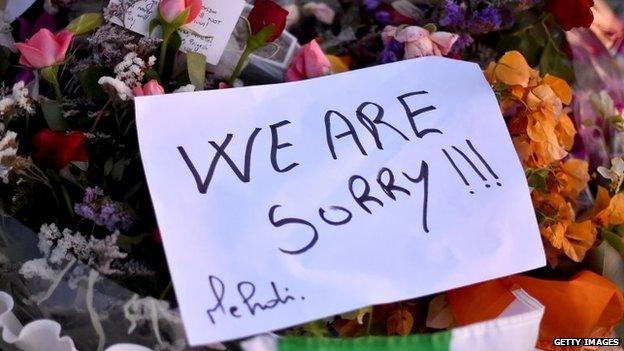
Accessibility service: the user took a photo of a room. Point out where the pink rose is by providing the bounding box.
[15,29,73,69]
[285,39,331,81]
[133,80,165,97]
[384,25,458,59]
[158,0,202,24]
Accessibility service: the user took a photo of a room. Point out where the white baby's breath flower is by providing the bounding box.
[0,130,18,183]
[173,84,196,93]
[19,258,56,280]
[98,76,134,101]
[11,81,34,114]
[148,55,156,67]
[0,96,16,116]
[114,52,149,88]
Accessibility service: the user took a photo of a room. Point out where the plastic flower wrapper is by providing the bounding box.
[207,4,299,84]
[566,27,624,171]
[0,214,220,351]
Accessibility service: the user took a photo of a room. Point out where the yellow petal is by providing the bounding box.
[543,74,572,105]
[327,54,349,74]
[556,114,576,151]
[494,51,531,87]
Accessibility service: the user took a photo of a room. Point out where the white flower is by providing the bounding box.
[0,82,34,117]
[87,231,127,275]
[172,84,196,93]
[0,96,15,116]
[597,157,624,193]
[98,76,134,101]
[11,81,34,114]
[0,130,18,183]
[19,258,56,280]
[123,294,182,347]
[114,52,149,88]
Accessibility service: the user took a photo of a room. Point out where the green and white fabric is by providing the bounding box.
[241,289,544,351]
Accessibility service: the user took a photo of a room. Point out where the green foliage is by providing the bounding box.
[186,52,206,90]
[602,228,624,254]
[526,167,550,193]
[66,13,103,35]
[77,66,108,101]
[40,98,68,131]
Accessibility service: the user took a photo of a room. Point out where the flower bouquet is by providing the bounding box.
[0,0,623,350]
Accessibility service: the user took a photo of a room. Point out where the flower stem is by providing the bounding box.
[228,45,253,86]
[41,66,63,102]
[37,257,76,304]
[158,29,173,78]
[86,270,105,351]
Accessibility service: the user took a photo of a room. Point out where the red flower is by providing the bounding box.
[32,129,88,169]
[247,0,289,43]
[546,0,594,31]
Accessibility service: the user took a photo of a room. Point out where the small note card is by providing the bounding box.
[106,0,245,65]
[135,57,546,345]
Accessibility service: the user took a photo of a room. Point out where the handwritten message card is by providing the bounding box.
[106,0,244,64]
[135,57,545,345]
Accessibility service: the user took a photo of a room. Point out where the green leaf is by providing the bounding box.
[539,41,574,83]
[111,159,130,181]
[516,31,543,66]
[40,98,69,131]
[526,167,550,193]
[77,66,107,101]
[170,8,191,29]
[603,229,624,254]
[148,18,161,36]
[117,233,149,251]
[103,158,114,176]
[186,52,206,90]
[66,13,103,35]
[248,24,275,50]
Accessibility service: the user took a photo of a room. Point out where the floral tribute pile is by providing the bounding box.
[0,0,623,350]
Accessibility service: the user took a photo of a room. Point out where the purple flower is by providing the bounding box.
[84,186,104,203]
[380,38,405,64]
[363,0,381,12]
[467,6,513,34]
[74,187,133,232]
[374,11,391,26]
[450,33,474,53]
[439,0,466,28]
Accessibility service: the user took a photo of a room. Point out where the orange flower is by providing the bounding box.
[540,220,596,266]
[555,113,576,151]
[542,74,573,105]
[526,84,563,116]
[586,187,624,227]
[554,158,590,202]
[492,51,532,87]
[533,191,597,265]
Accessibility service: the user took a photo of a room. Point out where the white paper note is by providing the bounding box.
[4,0,36,21]
[106,0,244,65]
[135,57,545,346]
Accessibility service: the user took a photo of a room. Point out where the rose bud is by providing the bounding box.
[158,0,202,25]
[133,80,166,97]
[248,0,289,43]
[15,28,73,69]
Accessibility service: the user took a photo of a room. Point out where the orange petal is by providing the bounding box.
[494,51,531,87]
[543,74,573,105]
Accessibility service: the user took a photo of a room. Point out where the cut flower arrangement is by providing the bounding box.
[0,0,623,350]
